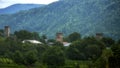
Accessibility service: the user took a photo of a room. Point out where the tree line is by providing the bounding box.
[0,30,120,68]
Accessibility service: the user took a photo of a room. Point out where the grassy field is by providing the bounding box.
[0,60,91,68]
[0,64,26,68]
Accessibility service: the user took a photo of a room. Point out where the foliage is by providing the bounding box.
[42,46,65,66]
[39,35,47,44]
[68,32,81,42]
[111,44,120,57]
[66,37,105,61]
[14,30,40,41]
[94,57,106,68]
[0,58,13,64]
[94,49,113,68]
[110,44,120,68]
[0,31,119,68]
[85,44,102,61]
[24,50,38,65]
[101,37,115,47]
[13,51,24,64]
[36,45,47,61]
[66,46,82,60]
[117,39,120,44]
[0,29,4,37]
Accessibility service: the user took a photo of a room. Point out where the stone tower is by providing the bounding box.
[95,33,103,40]
[56,33,63,43]
[4,26,10,37]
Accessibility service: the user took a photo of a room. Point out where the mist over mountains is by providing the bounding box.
[0,0,120,39]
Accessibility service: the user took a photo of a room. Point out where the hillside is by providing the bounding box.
[0,4,45,14]
[0,0,120,39]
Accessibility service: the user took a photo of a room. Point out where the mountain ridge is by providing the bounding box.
[0,4,45,14]
[0,0,120,39]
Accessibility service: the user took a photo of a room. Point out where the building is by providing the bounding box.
[4,26,10,37]
[95,33,103,39]
[63,42,71,46]
[22,40,42,44]
[56,33,63,43]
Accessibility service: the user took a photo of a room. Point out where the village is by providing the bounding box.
[0,26,120,68]
[0,26,104,46]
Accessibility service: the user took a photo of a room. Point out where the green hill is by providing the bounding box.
[0,0,120,39]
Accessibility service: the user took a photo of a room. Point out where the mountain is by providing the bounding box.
[0,0,120,39]
[0,4,45,14]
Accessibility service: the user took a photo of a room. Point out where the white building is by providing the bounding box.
[22,40,42,44]
[63,42,71,46]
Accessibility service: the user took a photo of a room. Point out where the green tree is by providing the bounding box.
[13,50,24,64]
[36,45,47,61]
[85,44,102,61]
[68,32,81,42]
[70,40,86,52]
[40,35,47,44]
[32,32,41,40]
[42,46,65,66]
[66,46,81,60]
[102,37,115,47]
[108,44,120,68]
[66,40,86,60]
[24,50,38,65]
[117,39,120,44]
[14,30,34,40]
[111,44,120,57]
[94,49,113,68]
[0,29,4,37]
[53,41,65,51]
[94,57,106,68]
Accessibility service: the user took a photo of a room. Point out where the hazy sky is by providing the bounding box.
[0,0,59,9]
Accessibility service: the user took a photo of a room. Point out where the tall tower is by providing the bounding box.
[56,33,63,43]
[4,26,10,37]
[95,33,103,40]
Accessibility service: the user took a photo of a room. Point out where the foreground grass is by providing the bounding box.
[0,64,26,68]
[0,60,90,68]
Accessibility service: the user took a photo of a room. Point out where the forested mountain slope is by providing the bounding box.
[0,0,120,39]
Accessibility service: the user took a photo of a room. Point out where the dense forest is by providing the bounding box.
[0,29,120,68]
[0,0,120,39]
